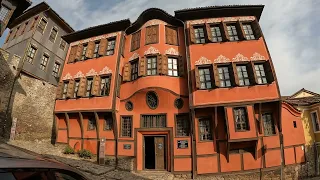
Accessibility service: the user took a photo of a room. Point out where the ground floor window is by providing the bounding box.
[176,114,190,136]
[142,115,166,128]
[198,118,212,141]
[121,116,132,137]
[262,113,276,135]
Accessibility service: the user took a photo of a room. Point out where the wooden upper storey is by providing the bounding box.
[55,5,280,111]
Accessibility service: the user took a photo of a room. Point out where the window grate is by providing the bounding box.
[142,115,166,128]
[199,118,212,141]
[121,116,132,137]
[176,115,190,136]
[262,113,276,135]
[237,65,250,86]
[234,107,249,131]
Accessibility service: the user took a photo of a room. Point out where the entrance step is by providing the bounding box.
[133,171,175,180]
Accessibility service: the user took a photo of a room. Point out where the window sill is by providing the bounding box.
[198,140,214,143]
[175,136,190,138]
[263,134,278,137]
[235,130,250,132]
[314,131,320,134]
[165,43,179,46]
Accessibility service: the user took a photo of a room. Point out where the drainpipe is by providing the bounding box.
[175,18,196,179]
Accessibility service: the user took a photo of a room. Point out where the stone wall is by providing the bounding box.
[0,48,57,141]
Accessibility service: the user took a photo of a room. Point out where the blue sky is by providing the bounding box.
[1,0,319,95]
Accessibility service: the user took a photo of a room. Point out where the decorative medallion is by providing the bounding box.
[99,66,112,75]
[144,46,160,55]
[146,91,158,110]
[222,17,237,22]
[165,48,179,56]
[62,73,72,80]
[125,101,133,111]
[206,18,222,23]
[86,69,98,76]
[174,98,184,109]
[250,52,266,61]
[74,71,84,78]
[214,55,231,63]
[239,16,255,21]
[232,53,249,62]
[129,53,140,61]
[195,56,212,65]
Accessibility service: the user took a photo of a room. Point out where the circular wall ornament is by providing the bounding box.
[146,91,158,109]
[174,98,184,109]
[125,101,133,111]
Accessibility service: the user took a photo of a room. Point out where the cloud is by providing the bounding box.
[2,0,319,95]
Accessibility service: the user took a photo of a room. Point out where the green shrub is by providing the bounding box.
[78,149,92,159]
[63,146,75,154]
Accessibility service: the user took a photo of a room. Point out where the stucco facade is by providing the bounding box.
[54,5,307,178]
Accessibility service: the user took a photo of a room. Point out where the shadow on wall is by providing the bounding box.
[0,50,26,141]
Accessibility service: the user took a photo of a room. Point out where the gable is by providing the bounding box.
[293,92,315,99]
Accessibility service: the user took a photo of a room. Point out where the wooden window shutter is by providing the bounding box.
[162,55,168,75]
[145,26,152,44]
[98,39,108,56]
[75,44,84,60]
[154,25,159,43]
[213,64,220,87]
[178,56,185,77]
[264,61,275,83]
[232,63,239,86]
[206,24,213,42]
[221,23,230,41]
[86,41,95,58]
[77,77,87,97]
[123,62,131,82]
[189,25,196,44]
[248,62,258,84]
[228,64,236,86]
[252,20,262,39]
[165,26,171,44]
[157,54,162,74]
[139,57,146,76]
[236,21,245,40]
[56,82,64,99]
[172,28,178,45]
[195,66,200,89]
[68,46,77,63]
[66,79,75,98]
[91,75,101,96]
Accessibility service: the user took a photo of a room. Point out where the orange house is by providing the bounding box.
[54,5,306,177]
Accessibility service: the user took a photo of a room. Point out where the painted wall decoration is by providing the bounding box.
[188,16,255,25]
[251,52,266,61]
[232,53,249,62]
[62,73,72,80]
[86,69,98,76]
[74,71,84,79]
[214,55,230,64]
[129,53,140,61]
[70,32,120,46]
[195,56,212,65]
[165,47,179,56]
[144,46,160,55]
[99,66,112,75]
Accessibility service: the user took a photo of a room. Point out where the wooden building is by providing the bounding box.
[55,5,306,177]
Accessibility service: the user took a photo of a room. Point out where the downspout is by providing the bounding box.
[175,18,196,179]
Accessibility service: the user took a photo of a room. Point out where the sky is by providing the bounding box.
[1,0,319,96]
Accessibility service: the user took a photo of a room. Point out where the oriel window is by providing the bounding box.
[227,24,239,41]
[262,113,276,136]
[254,64,267,84]
[147,57,157,75]
[234,107,249,131]
[168,57,178,76]
[218,66,231,87]
[198,67,212,89]
[131,60,138,80]
[242,23,255,40]
[210,25,223,42]
[194,26,205,44]
[199,118,212,141]
[236,65,250,86]
[100,76,111,96]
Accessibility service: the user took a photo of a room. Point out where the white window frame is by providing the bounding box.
[311,110,320,133]
[49,26,59,43]
[59,39,66,51]
[37,17,48,34]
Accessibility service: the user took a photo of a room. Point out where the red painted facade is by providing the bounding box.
[54,6,306,176]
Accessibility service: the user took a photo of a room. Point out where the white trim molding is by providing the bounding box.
[232,53,249,62]
[195,56,212,65]
[144,46,160,55]
[250,52,266,61]
[99,66,112,75]
[62,73,72,80]
[165,47,179,56]
[74,71,84,79]
[214,55,230,64]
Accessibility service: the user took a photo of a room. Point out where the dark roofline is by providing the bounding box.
[8,2,74,33]
[126,8,183,35]
[175,5,264,21]
[288,88,320,99]
[8,0,32,27]
[62,19,131,44]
